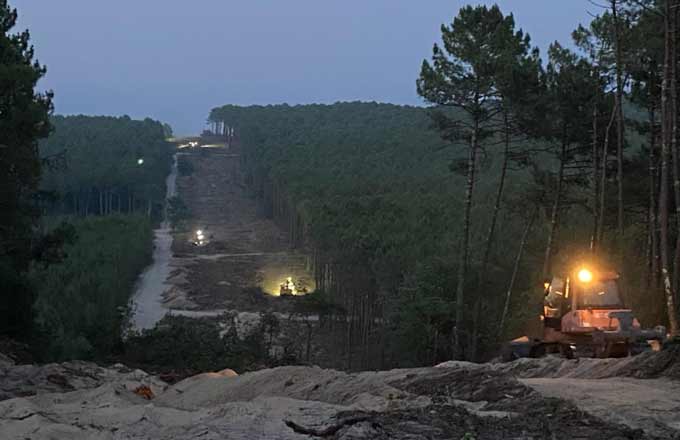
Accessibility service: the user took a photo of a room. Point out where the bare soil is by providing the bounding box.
[0,359,663,439]
[523,377,680,438]
[436,345,680,437]
[167,148,313,314]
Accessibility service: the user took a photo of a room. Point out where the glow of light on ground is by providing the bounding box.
[260,268,315,297]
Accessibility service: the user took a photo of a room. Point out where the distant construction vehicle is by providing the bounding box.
[279,277,309,296]
[504,264,666,360]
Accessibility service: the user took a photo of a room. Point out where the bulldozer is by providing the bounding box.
[504,265,666,360]
[278,277,309,296]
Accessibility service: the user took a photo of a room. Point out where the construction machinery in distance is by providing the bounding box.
[504,264,667,360]
[279,277,309,296]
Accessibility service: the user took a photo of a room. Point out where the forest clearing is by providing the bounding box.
[128,143,315,327]
[4,0,680,438]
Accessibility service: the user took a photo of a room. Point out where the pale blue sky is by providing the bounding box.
[16,1,595,135]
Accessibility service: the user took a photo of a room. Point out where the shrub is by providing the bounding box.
[123,315,272,375]
[30,215,153,361]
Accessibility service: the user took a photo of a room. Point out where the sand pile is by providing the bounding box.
[0,359,658,439]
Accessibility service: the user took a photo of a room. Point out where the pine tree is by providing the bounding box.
[0,0,53,335]
[417,5,530,359]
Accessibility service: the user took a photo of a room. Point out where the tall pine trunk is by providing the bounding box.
[597,103,619,245]
[591,104,599,251]
[671,3,680,301]
[84,189,91,216]
[499,209,536,336]
[470,109,511,360]
[543,139,567,277]
[481,111,511,271]
[612,0,626,235]
[660,0,680,335]
[648,106,659,289]
[454,118,479,360]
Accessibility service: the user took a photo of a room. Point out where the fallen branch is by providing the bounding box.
[284,415,371,437]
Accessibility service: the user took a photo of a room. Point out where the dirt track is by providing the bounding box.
[523,377,680,437]
[161,147,313,315]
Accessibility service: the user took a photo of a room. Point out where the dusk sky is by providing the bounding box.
[17,1,595,135]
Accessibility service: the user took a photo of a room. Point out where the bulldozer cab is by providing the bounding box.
[543,270,624,321]
[571,276,624,310]
[544,277,568,328]
[504,266,664,361]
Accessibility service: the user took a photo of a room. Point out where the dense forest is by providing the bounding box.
[0,0,53,338]
[39,115,173,218]
[30,215,153,360]
[24,116,173,360]
[209,102,535,366]
[210,0,680,365]
[0,1,173,360]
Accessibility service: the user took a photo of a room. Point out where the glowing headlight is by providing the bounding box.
[577,268,593,283]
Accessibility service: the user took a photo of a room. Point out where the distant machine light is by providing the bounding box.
[577,268,593,283]
[137,158,144,165]
[196,230,203,236]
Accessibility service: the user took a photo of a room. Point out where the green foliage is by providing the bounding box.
[212,102,459,255]
[385,261,457,367]
[23,115,174,357]
[294,290,345,316]
[162,123,173,138]
[210,102,537,364]
[417,4,541,358]
[39,115,173,218]
[123,315,277,374]
[30,215,153,361]
[0,0,53,335]
[417,4,531,115]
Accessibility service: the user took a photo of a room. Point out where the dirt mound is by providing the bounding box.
[0,360,654,439]
[386,364,647,439]
[156,365,427,412]
[476,343,680,380]
[337,401,643,440]
[0,359,166,402]
[615,343,680,379]
[432,346,680,438]
[0,353,14,369]
[522,377,680,439]
[0,338,33,364]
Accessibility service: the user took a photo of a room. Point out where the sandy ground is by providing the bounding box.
[171,148,313,308]
[128,154,179,331]
[0,358,659,439]
[522,377,680,438]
